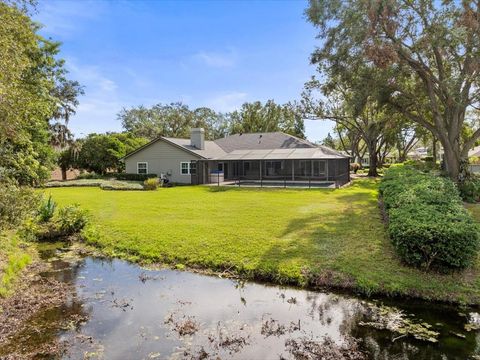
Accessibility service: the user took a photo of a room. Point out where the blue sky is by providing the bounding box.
[35,0,334,142]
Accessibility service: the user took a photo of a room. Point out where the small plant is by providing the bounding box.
[57,205,89,236]
[143,177,160,190]
[38,195,56,223]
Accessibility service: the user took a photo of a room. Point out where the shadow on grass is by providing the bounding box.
[252,180,386,292]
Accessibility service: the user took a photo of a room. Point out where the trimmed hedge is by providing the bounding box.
[106,173,157,181]
[77,172,158,181]
[380,165,479,271]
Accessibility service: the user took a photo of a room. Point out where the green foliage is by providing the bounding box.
[305,0,480,181]
[100,181,144,191]
[0,233,31,298]
[380,165,479,271]
[47,180,480,303]
[38,195,56,223]
[458,177,480,203]
[0,182,39,231]
[106,172,157,181]
[143,178,160,190]
[229,100,305,138]
[77,133,149,174]
[77,134,125,174]
[56,205,89,236]
[119,100,306,141]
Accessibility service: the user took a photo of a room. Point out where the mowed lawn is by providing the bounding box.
[46,180,480,303]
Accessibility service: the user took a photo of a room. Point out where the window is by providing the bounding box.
[190,162,197,175]
[181,162,190,175]
[137,162,148,174]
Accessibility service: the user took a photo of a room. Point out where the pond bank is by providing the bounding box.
[1,242,480,359]
[45,183,480,305]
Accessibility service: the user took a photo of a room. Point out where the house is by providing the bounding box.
[123,128,350,186]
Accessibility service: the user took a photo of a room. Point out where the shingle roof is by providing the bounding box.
[162,137,226,159]
[214,132,315,153]
[123,131,345,160]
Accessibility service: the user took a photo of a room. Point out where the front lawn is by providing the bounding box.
[46,180,480,304]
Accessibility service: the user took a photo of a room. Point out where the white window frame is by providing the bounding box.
[137,162,148,174]
[180,162,191,175]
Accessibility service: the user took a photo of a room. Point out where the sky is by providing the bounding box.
[34,0,334,142]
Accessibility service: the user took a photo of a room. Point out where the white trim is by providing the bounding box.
[180,161,191,175]
[137,162,148,174]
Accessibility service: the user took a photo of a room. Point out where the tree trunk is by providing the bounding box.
[61,167,67,181]
[442,142,461,181]
[432,138,437,163]
[367,142,379,177]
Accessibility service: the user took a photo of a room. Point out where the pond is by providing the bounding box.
[1,245,479,359]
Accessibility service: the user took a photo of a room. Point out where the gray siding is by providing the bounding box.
[124,139,201,184]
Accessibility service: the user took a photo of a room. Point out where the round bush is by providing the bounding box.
[388,204,479,271]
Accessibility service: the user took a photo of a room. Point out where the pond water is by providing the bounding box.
[1,246,480,359]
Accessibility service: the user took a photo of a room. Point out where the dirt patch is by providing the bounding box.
[0,260,77,359]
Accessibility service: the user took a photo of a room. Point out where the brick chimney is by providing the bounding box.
[190,128,205,150]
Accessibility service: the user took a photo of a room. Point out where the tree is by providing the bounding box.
[118,102,226,140]
[228,100,305,138]
[321,133,336,149]
[49,79,84,149]
[306,0,480,181]
[0,1,78,185]
[303,67,397,176]
[77,133,148,174]
[78,134,125,174]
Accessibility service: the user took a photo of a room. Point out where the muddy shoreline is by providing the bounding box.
[0,260,74,359]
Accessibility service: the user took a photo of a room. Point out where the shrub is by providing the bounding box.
[106,173,157,181]
[56,205,89,236]
[0,182,40,231]
[38,195,56,223]
[100,181,144,191]
[77,172,104,180]
[380,165,479,271]
[143,177,160,190]
[458,177,480,203]
[44,179,104,187]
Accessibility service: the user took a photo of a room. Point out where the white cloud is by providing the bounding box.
[193,48,238,68]
[206,92,248,112]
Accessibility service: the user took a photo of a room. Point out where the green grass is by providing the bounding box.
[45,180,480,304]
[0,233,32,297]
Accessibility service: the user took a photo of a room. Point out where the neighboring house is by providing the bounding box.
[123,128,350,185]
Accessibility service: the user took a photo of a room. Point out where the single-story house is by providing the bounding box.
[123,128,350,186]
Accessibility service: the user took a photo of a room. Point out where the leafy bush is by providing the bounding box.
[458,177,480,203]
[56,205,89,236]
[380,165,479,271]
[76,172,104,180]
[100,181,144,191]
[44,179,104,187]
[38,195,56,223]
[143,178,160,190]
[0,182,40,231]
[106,172,157,181]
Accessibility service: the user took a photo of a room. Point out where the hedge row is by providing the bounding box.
[379,165,479,271]
[77,172,158,181]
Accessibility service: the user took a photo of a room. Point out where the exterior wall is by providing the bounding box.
[124,140,201,184]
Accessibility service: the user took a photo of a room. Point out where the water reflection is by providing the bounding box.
[1,250,479,359]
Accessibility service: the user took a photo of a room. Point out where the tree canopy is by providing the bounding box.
[306,0,480,180]
[118,100,305,141]
[0,1,81,185]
